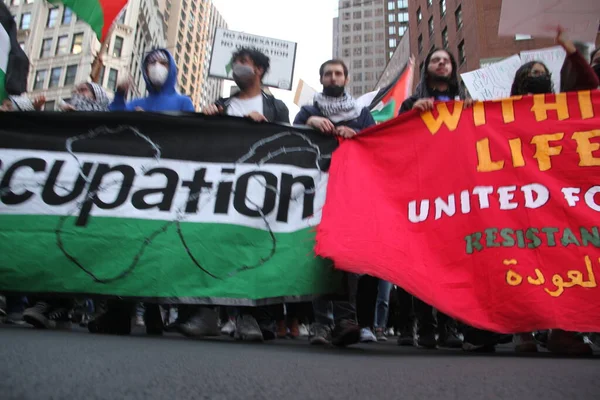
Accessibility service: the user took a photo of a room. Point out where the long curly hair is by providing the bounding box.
[510,61,554,96]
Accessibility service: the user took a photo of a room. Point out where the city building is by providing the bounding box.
[7,0,165,110]
[406,0,600,85]
[333,0,409,97]
[375,29,411,89]
[159,0,227,110]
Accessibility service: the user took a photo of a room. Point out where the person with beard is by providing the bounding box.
[293,59,379,346]
[203,47,289,124]
[60,82,109,112]
[512,28,598,97]
[109,49,194,112]
[397,48,510,352]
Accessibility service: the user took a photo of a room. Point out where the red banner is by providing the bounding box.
[316,90,600,333]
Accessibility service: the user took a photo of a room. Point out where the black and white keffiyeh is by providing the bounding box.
[313,92,362,123]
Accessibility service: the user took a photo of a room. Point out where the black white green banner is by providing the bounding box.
[0,112,342,305]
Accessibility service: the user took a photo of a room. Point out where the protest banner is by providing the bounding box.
[316,91,600,333]
[0,113,342,304]
[208,28,297,90]
[498,0,600,43]
[461,55,522,101]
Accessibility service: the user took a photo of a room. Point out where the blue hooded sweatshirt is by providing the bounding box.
[109,49,194,112]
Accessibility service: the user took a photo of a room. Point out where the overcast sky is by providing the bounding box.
[211,0,339,120]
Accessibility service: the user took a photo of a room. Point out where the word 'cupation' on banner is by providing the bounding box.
[0,113,342,305]
[316,90,600,333]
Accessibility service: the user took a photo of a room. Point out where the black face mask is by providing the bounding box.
[593,64,600,81]
[523,75,553,94]
[323,85,345,97]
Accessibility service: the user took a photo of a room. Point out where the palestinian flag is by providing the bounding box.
[0,112,343,305]
[48,0,128,41]
[367,58,415,122]
[0,2,29,101]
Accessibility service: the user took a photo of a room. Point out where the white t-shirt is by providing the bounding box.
[226,95,263,117]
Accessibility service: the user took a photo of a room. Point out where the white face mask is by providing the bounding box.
[147,63,169,86]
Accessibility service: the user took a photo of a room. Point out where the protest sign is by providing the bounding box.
[461,55,522,100]
[208,28,297,90]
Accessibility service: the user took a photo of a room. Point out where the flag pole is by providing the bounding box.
[90,24,115,83]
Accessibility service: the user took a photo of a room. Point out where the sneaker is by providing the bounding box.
[514,333,538,353]
[234,315,264,342]
[23,302,72,330]
[397,325,414,346]
[331,319,360,347]
[299,323,310,337]
[277,320,287,338]
[288,318,300,338]
[437,328,463,349]
[385,327,395,336]
[375,327,388,342]
[135,315,145,327]
[4,312,26,325]
[220,319,236,336]
[547,329,593,355]
[416,331,437,349]
[360,327,377,343]
[176,307,220,337]
[309,323,332,345]
[462,330,512,352]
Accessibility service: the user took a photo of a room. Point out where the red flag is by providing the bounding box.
[316,91,600,333]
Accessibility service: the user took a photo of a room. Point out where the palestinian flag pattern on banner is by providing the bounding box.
[0,112,342,305]
[1,2,29,102]
[368,58,415,122]
[49,0,128,41]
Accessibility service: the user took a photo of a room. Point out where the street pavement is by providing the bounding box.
[1,324,598,400]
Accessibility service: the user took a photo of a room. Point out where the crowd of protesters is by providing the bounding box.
[1,24,599,355]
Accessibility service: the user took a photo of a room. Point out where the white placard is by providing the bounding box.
[460,55,522,100]
[498,0,600,43]
[208,28,297,91]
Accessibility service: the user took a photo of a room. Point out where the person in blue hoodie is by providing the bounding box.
[109,48,194,112]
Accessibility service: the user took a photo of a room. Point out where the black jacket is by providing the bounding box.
[1,2,29,96]
[215,91,290,124]
[294,104,376,132]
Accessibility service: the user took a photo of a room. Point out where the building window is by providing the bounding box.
[417,7,422,23]
[107,68,119,91]
[376,32,385,42]
[33,70,47,90]
[353,60,362,69]
[376,20,384,28]
[364,9,372,17]
[39,39,54,60]
[388,14,395,23]
[64,65,77,85]
[20,12,31,30]
[62,8,73,25]
[353,22,361,31]
[388,38,397,48]
[365,72,374,81]
[12,0,21,5]
[376,58,385,67]
[365,46,373,55]
[71,33,84,54]
[343,12,350,21]
[364,21,373,30]
[56,35,68,55]
[389,26,396,35]
[365,59,373,67]
[418,34,423,53]
[398,12,408,22]
[353,47,362,56]
[112,36,124,57]
[353,73,362,82]
[440,0,446,17]
[375,8,384,16]
[427,0,433,6]
[47,8,59,28]
[442,27,448,48]
[364,33,373,42]
[458,40,465,64]
[429,16,435,37]
[455,5,463,30]
[44,100,56,111]
[353,11,361,19]
[342,36,350,45]
[399,25,407,35]
[342,24,350,32]
[49,67,61,88]
[343,48,350,57]
[353,35,361,43]
[398,0,407,8]
[388,1,394,10]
